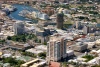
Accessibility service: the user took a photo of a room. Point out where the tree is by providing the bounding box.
[34,38,38,42]
[39,39,41,43]
[62,62,68,67]
[7,36,11,40]
[7,34,37,43]
[91,19,97,22]
[22,52,36,58]
[43,42,47,45]
[0,39,5,45]
[38,52,46,59]
[2,57,24,66]
[92,65,100,67]
[3,57,17,65]
[82,55,94,62]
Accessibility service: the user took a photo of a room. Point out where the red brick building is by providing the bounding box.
[42,6,54,16]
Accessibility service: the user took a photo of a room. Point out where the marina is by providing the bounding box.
[8,4,39,22]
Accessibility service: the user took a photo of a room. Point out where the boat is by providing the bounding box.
[7,6,17,12]
[18,14,23,16]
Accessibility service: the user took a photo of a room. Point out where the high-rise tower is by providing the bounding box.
[46,34,67,62]
[56,13,64,29]
[13,21,25,35]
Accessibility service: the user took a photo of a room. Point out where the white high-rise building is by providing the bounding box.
[46,34,67,62]
[13,21,25,35]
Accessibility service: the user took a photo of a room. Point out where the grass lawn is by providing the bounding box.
[63,18,74,28]
[82,55,94,62]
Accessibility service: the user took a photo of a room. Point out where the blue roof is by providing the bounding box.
[97,23,100,28]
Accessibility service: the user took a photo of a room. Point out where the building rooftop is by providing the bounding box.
[21,58,46,67]
[16,56,32,62]
[49,62,61,67]
[8,42,31,50]
[35,45,47,51]
[26,48,44,54]
[97,23,100,28]
[50,34,64,42]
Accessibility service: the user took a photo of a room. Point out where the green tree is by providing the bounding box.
[34,38,38,42]
[82,55,94,62]
[92,65,100,67]
[22,52,36,58]
[43,42,47,45]
[7,36,11,40]
[7,34,37,43]
[91,19,97,22]
[38,52,46,59]
[62,62,67,67]
[39,39,41,43]
[0,39,5,45]
[2,57,25,66]
[3,57,17,65]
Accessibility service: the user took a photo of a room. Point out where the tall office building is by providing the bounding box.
[13,21,25,35]
[83,25,89,34]
[83,25,95,34]
[75,21,81,29]
[46,34,67,62]
[56,13,64,29]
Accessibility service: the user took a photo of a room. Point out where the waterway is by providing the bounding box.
[8,4,39,22]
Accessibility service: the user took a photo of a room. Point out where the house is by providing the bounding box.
[21,58,46,67]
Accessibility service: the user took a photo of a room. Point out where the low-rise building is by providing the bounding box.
[31,12,49,20]
[35,27,51,43]
[84,42,95,49]
[70,42,88,52]
[88,57,100,65]
[26,48,44,55]
[35,45,47,51]
[42,6,54,16]
[95,39,100,45]
[67,50,74,57]
[21,58,47,67]
[49,62,61,67]
[8,42,32,51]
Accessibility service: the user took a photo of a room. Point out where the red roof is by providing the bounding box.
[81,35,86,38]
[49,62,61,67]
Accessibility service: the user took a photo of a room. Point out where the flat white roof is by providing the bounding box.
[35,45,47,51]
[26,48,44,54]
